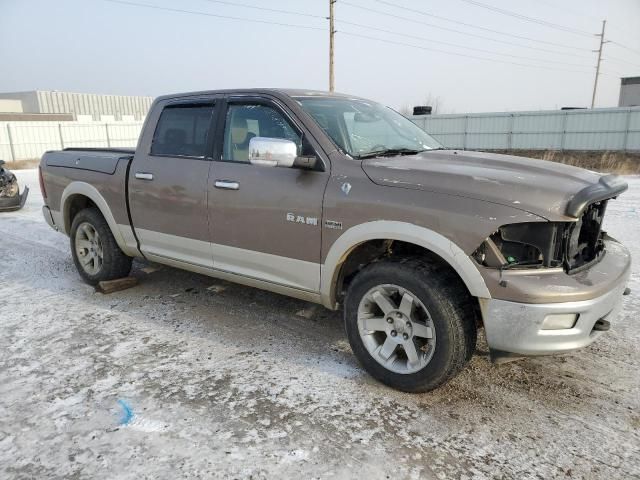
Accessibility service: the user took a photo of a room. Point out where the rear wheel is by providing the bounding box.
[70,208,132,285]
[344,258,476,392]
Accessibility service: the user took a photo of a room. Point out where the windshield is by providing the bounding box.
[296,97,442,158]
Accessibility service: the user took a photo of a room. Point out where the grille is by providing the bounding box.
[563,200,607,272]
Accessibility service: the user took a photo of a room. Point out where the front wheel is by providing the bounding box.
[344,258,477,392]
[70,208,132,285]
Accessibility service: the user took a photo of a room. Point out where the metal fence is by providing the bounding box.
[0,121,144,162]
[4,107,640,163]
[410,107,640,151]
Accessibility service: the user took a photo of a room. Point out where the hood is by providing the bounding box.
[361,150,608,220]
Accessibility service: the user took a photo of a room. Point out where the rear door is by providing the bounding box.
[207,95,330,292]
[128,97,217,267]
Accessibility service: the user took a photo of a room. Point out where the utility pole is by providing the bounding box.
[591,20,608,109]
[329,0,336,92]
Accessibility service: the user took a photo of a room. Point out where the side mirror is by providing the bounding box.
[249,137,297,167]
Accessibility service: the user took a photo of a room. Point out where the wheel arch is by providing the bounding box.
[320,220,491,309]
[60,182,129,254]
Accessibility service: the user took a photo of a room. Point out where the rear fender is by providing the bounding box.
[60,181,139,256]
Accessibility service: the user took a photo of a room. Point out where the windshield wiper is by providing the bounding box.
[356,148,426,159]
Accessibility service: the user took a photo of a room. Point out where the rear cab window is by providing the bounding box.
[151,103,215,158]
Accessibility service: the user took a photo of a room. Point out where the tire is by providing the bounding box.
[70,208,132,285]
[344,257,477,392]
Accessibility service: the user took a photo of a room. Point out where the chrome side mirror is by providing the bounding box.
[249,137,297,168]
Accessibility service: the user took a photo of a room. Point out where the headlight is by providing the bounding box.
[0,179,19,198]
[473,222,565,269]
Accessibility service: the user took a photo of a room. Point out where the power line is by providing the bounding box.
[202,0,640,67]
[101,0,621,85]
[610,41,640,58]
[337,19,593,68]
[372,0,589,52]
[102,0,326,31]
[457,0,594,37]
[338,30,595,74]
[524,0,601,23]
[195,0,326,20]
[527,0,640,56]
[340,1,593,59]
[604,55,640,70]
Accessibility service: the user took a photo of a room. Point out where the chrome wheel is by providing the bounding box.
[357,284,436,374]
[75,222,103,275]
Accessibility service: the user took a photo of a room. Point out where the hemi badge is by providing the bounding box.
[324,220,343,230]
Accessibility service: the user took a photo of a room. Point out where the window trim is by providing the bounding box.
[214,95,326,171]
[217,98,302,164]
[149,99,217,160]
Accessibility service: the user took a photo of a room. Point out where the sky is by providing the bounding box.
[1,0,639,113]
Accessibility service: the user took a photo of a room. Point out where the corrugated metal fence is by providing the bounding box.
[410,107,640,151]
[3,106,640,163]
[0,121,143,162]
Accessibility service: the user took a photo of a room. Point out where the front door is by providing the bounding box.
[208,98,329,292]
[129,98,217,267]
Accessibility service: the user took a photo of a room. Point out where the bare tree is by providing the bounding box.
[422,93,443,114]
[398,104,413,116]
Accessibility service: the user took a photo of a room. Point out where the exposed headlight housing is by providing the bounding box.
[474,210,607,273]
[473,222,565,270]
[0,170,19,198]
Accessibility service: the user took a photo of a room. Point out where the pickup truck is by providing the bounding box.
[39,89,632,392]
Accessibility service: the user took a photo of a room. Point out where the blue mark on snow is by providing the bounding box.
[117,399,134,425]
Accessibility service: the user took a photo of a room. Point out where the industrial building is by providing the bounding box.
[619,77,640,107]
[0,90,154,121]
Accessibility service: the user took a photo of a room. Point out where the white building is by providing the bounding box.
[619,77,640,107]
[0,90,154,121]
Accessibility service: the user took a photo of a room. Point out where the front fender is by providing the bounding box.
[319,220,491,309]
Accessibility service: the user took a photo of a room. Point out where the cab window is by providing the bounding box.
[151,103,214,157]
[222,104,301,163]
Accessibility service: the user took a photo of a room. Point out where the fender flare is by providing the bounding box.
[319,220,491,308]
[60,181,130,254]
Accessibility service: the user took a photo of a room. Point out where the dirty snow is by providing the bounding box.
[1,170,639,479]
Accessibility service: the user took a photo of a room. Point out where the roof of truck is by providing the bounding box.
[154,88,359,102]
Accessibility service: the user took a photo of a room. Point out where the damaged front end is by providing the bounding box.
[0,160,29,212]
[473,174,627,274]
[473,201,609,274]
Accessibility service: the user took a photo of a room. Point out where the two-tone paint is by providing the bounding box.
[39,88,631,360]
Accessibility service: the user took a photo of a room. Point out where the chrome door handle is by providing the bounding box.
[135,172,154,181]
[214,180,239,190]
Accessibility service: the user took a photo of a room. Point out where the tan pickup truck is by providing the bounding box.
[39,89,631,392]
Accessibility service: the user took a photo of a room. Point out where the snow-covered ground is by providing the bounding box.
[1,170,639,479]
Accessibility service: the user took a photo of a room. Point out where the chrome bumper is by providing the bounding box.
[480,271,630,359]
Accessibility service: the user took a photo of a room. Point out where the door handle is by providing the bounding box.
[214,180,239,190]
[135,172,154,181]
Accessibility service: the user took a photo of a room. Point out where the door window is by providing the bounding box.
[222,104,301,163]
[151,103,215,157]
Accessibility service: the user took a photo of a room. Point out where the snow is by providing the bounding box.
[1,170,639,479]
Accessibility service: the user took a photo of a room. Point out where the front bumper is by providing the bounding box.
[0,186,29,212]
[479,239,631,360]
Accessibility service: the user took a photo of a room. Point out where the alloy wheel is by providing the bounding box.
[357,284,436,374]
